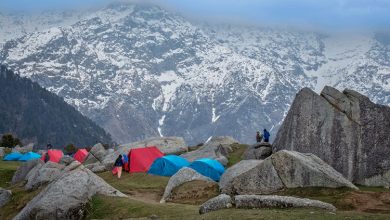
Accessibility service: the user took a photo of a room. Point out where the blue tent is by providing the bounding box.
[3,152,23,161]
[188,158,225,181]
[18,152,41,161]
[148,155,190,176]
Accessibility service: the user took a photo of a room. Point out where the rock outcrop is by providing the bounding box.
[243,143,272,160]
[14,163,126,220]
[219,160,263,195]
[224,150,357,195]
[160,167,215,203]
[120,136,187,155]
[199,194,233,214]
[0,188,12,208]
[273,87,390,185]
[235,195,336,211]
[181,136,238,165]
[11,159,42,184]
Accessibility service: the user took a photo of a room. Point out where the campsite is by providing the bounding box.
[1,133,390,219]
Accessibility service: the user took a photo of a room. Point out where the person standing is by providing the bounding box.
[256,131,263,143]
[263,129,270,143]
[114,155,124,178]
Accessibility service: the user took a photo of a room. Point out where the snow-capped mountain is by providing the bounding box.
[1,2,389,145]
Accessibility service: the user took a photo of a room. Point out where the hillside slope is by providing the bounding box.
[0,65,112,147]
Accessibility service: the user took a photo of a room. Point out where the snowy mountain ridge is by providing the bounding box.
[1,2,389,144]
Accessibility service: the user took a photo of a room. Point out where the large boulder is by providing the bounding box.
[11,159,43,184]
[225,150,357,195]
[199,194,233,214]
[160,167,215,203]
[243,143,272,160]
[0,188,12,208]
[83,143,109,173]
[181,136,238,165]
[219,160,263,195]
[25,162,65,191]
[235,195,336,211]
[273,87,390,185]
[120,136,187,155]
[14,164,126,220]
[272,150,358,189]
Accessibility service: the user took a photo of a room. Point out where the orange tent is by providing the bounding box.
[127,146,164,173]
[73,149,88,163]
[41,149,63,163]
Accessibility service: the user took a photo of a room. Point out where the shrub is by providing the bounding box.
[64,143,77,155]
[0,133,22,148]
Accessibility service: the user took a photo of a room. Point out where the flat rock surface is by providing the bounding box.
[235,195,337,211]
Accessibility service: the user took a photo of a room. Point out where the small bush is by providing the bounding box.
[64,143,77,155]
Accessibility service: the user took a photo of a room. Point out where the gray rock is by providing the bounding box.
[0,147,5,157]
[273,87,390,185]
[160,167,214,203]
[225,150,357,195]
[86,163,108,173]
[12,159,43,184]
[25,162,65,191]
[59,155,75,166]
[271,150,358,189]
[181,136,238,165]
[219,160,263,195]
[359,170,390,188]
[231,158,285,195]
[12,143,34,154]
[85,143,106,163]
[243,143,272,160]
[0,188,12,208]
[199,194,233,214]
[14,165,126,220]
[235,195,336,211]
[83,143,109,172]
[120,136,187,155]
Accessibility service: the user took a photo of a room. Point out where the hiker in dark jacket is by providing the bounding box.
[263,129,270,143]
[114,155,124,178]
[256,131,263,143]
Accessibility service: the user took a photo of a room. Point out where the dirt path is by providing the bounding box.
[343,191,390,213]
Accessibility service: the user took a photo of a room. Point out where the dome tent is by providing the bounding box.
[40,149,63,163]
[73,149,88,163]
[127,146,164,173]
[18,152,41,161]
[188,158,225,181]
[148,155,189,176]
[3,152,23,161]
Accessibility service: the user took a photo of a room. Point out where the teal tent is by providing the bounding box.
[18,152,41,161]
[188,158,225,181]
[3,152,23,161]
[148,155,190,176]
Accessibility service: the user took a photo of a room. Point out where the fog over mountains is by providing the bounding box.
[1,2,389,145]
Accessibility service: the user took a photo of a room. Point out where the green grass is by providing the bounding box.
[87,195,390,220]
[0,159,21,188]
[227,144,248,167]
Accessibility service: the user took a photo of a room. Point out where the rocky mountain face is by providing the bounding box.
[273,86,390,185]
[0,2,389,145]
[0,66,112,147]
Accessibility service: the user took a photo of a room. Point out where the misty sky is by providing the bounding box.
[0,0,389,30]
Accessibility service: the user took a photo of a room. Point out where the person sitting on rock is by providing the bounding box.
[256,131,263,143]
[114,155,124,179]
[263,129,270,143]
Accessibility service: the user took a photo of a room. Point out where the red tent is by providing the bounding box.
[127,146,164,173]
[73,149,88,163]
[41,149,64,163]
